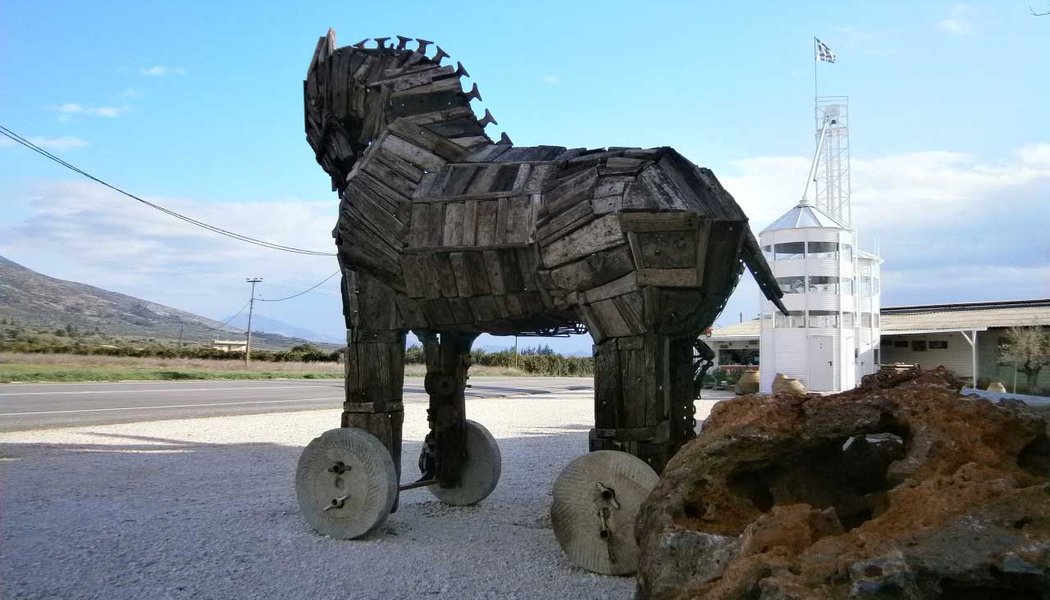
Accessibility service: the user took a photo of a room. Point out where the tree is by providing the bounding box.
[999,326,1050,393]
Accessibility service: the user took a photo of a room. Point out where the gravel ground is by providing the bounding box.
[0,389,724,600]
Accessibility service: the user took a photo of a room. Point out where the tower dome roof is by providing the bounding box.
[760,203,846,234]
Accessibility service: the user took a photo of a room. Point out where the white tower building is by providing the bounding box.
[758,97,881,393]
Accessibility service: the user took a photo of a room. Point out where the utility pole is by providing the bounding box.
[245,278,263,366]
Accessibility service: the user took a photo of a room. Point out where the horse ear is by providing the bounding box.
[310,28,336,71]
[325,28,337,53]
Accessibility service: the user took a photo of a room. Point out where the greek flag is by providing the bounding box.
[815,38,836,63]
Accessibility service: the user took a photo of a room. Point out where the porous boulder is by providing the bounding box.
[636,368,1050,599]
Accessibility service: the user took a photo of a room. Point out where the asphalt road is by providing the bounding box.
[0,377,594,432]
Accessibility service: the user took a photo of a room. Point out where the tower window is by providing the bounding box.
[773,242,806,260]
[807,241,839,259]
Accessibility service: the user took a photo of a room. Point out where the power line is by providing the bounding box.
[259,271,340,302]
[0,124,336,257]
[215,299,252,331]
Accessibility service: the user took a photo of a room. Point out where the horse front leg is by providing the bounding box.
[295,268,405,538]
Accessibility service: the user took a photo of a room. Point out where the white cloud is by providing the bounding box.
[938,5,974,35]
[717,143,1050,324]
[140,65,187,77]
[0,181,343,334]
[542,75,561,84]
[51,103,128,118]
[0,136,89,151]
[1018,143,1050,166]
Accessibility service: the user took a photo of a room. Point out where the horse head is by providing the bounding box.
[305,29,488,193]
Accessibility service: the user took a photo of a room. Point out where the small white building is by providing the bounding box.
[756,202,881,392]
[710,299,1050,394]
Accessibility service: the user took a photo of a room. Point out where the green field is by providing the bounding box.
[0,353,536,383]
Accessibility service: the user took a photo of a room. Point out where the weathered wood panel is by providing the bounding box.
[541,213,624,268]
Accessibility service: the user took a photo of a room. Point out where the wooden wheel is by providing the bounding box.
[550,450,659,575]
[296,428,397,539]
[428,420,501,506]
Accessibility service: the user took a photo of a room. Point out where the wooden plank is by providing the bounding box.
[432,252,459,298]
[421,298,454,325]
[694,218,712,285]
[589,299,632,338]
[636,230,697,269]
[500,249,525,292]
[465,143,513,163]
[381,134,446,173]
[475,199,498,245]
[492,295,512,319]
[413,172,443,199]
[536,199,595,246]
[524,164,556,192]
[461,200,478,246]
[464,252,492,296]
[621,344,651,427]
[540,213,624,269]
[582,273,638,304]
[395,295,427,328]
[448,252,473,297]
[547,244,635,293]
[402,106,477,126]
[495,197,510,244]
[465,164,501,195]
[483,251,506,295]
[442,165,481,197]
[425,202,446,248]
[602,156,648,175]
[594,341,622,429]
[491,164,521,193]
[577,303,605,342]
[620,211,699,232]
[400,255,427,298]
[447,297,474,324]
[443,202,465,246]
[614,292,645,333]
[646,335,670,426]
[502,196,531,245]
[637,268,701,288]
[363,155,419,199]
[543,167,598,221]
[594,176,633,198]
[592,194,623,215]
[468,296,499,324]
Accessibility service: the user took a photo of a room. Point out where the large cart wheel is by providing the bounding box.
[550,450,659,575]
[296,427,397,539]
[428,420,501,506]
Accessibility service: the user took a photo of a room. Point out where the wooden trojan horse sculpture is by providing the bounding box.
[295,29,787,575]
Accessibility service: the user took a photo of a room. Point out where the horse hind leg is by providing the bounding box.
[591,333,699,473]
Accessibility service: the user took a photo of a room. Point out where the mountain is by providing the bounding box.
[223,313,344,345]
[0,255,336,350]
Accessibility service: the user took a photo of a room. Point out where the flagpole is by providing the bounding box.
[813,36,819,132]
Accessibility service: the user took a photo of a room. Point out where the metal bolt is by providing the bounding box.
[323,494,351,511]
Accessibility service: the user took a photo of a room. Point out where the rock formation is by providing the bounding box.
[636,368,1050,599]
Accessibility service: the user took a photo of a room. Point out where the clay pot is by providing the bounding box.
[735,369,760,395]
[772,373,807,395]
[987,381,1007,393]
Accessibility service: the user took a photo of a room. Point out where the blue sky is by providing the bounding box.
[2,1,1048,353]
